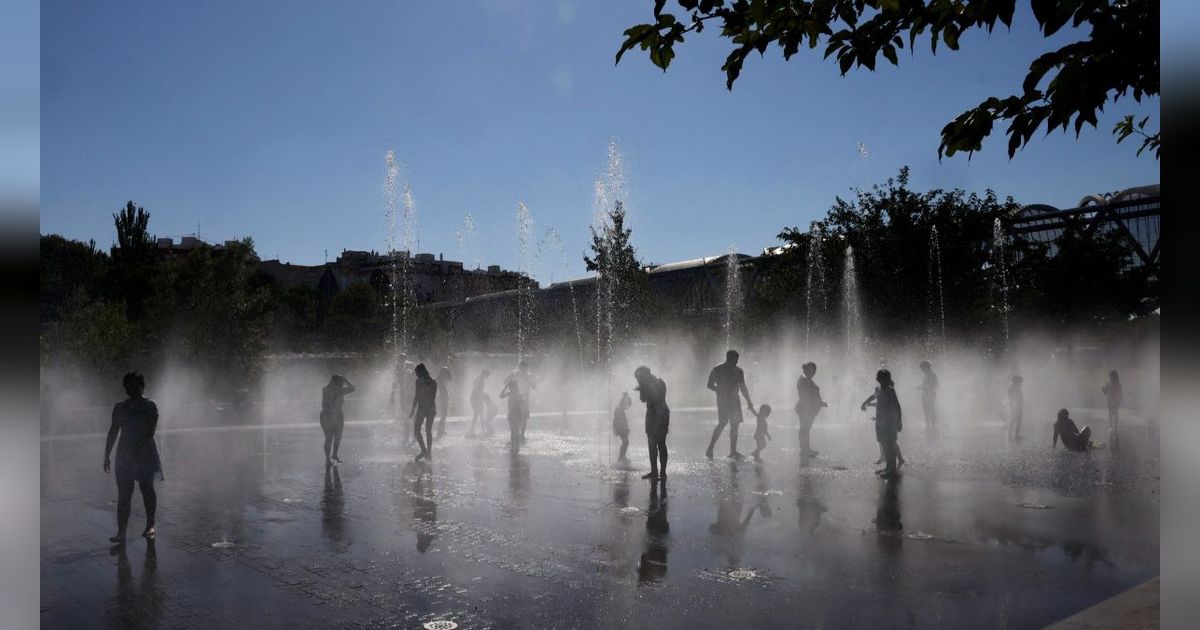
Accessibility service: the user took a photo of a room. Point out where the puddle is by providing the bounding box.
[727,569,757,580]
[211,541,236,548]
[423,621,459,630]
[1019,503,1051,510]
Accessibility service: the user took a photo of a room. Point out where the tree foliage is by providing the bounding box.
[753,167,1154,347]
[616,1,1159,159]
[584,200,654,345]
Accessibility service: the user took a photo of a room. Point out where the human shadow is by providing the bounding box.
[638,481,670,584]
[795,477,828,535]
[320,465,345,547]
[112,540,160,629]
[412,468,437,553]
[708,462,753,566]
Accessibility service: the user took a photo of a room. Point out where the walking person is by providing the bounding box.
[705,350,756,460]
[919,360,937,430]
[410,364,438,461]
[635,366,670,480]
[795,362,828,459]
[435,364,453,438]
[468,369,490,436]
[861,369,903,479]
[748,404,773,460]
[104,372,164,544]
[320,374,355,466]
[1008,375,1025,441]
[1103,370,1123,448]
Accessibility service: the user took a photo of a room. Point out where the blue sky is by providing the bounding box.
[41,0,1159,283]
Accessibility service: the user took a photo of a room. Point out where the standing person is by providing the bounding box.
[468,369,490,437]
[705,350,756,460]
[1103,370,1123,446]
[104,372,164,544]
[861,369,902,479]
[613,392,632,462]
[482,391,499,436]
[861,384,905,468]
[320,375,355,466]
[410,364,438,461]
[749,404,773,460]
[635,366,670,480]
[435,365,453,438]
[919,360,937,431]
[502,360,534,446]
[1053,408,1093,452]
[1008,375,1025,441]
[795,362,828,459]
[500,364,526,452]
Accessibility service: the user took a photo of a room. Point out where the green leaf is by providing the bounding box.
[882,44,898,66]
[839,52,854,74]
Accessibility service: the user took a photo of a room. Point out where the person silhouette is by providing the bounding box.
[104,372,164,544]
[410,364,438,462]
[706,350,756,460]
[918,360,937,431]
[1008,375,1025,441]
[482,391,499,436]
[613,391,633,462]
[501,360,534,448]
[861,369,902,479]
[1103,370,1123,448]
[635,366,670,480]
[468,369,490,436]
[1052,408,1093,452]
[749,404,773,460]
[795,362,828,460]
[500,363,530,452]
[320,374,356,466]
[435,364,453,438]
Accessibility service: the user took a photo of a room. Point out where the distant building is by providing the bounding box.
[256,249,534,304]
[433,252,758,351]
[146,232,259,260]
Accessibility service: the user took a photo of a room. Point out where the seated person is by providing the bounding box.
[1052,408,1093,452]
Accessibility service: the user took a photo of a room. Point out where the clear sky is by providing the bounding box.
[41,0,1159,283]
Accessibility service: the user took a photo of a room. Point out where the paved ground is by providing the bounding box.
[41,409,1159,629]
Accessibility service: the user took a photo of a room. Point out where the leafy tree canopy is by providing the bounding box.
[616,1,1159,159]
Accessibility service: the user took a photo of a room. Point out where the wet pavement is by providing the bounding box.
[41,410,1159,629]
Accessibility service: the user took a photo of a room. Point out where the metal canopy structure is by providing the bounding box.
[1005,185,1160,271]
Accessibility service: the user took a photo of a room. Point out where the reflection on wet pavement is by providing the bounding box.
[42,411,1158,628]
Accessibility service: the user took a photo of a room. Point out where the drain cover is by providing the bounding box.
[1019,503,1050,510]
[727,569,757,579]
[423,621,458,630]
[211,541,236,548]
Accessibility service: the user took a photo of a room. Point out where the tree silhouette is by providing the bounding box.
[617,1,1159,159]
